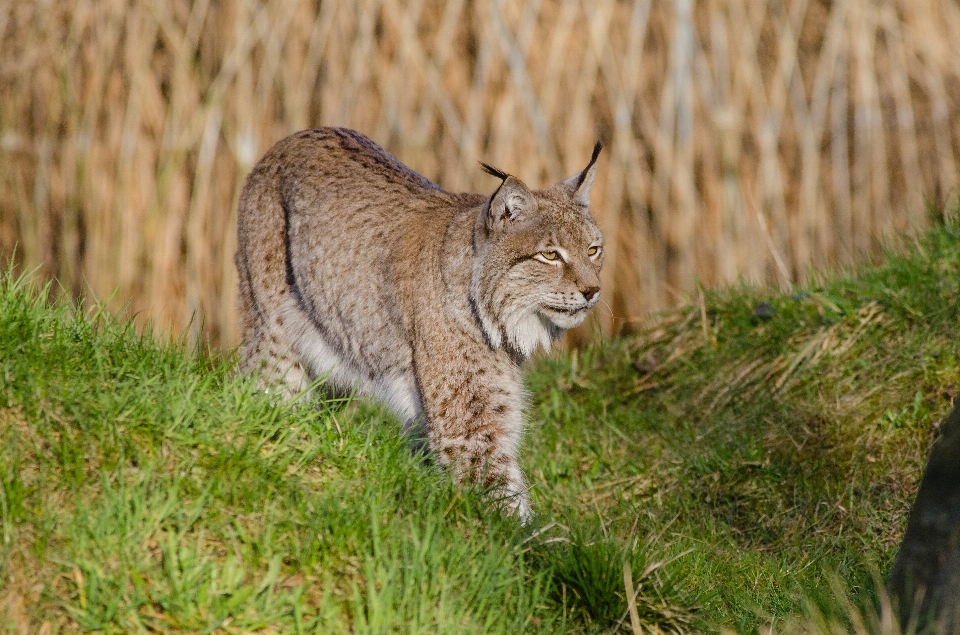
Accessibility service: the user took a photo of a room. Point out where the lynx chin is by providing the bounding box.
[235,127,604,520]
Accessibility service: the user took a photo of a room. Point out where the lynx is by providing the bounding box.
[235,127,604,519]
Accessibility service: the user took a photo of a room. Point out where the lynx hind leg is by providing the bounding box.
[238,313,310,401]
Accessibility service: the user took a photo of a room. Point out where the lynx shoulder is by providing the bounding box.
[235,127,604,519]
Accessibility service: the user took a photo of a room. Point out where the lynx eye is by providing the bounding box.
[534,248,566,265]
[588,246,601,257]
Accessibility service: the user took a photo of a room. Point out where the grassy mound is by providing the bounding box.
[0,273,544,633]
[1,215,958,633]
[525,213,960,631]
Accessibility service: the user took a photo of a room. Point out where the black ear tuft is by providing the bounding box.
[573,141,602,191]
[479,161,510,181]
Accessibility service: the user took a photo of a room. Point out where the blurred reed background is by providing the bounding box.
[1,0,959,348]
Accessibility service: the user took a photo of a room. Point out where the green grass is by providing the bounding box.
[2,214,959,633]
[0,273,546,633]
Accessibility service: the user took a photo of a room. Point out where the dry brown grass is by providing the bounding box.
[1,0,959,347]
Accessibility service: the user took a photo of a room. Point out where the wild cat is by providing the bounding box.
[235,127,604,519]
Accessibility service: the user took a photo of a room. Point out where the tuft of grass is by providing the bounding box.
[534,521,697,633]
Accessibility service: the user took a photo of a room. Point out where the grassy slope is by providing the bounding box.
[526,214,960,631]
[0,277,544,634]
[1,216,958,633]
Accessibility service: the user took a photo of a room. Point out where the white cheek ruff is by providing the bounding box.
[543,308,588,330]
[505,310,554,357]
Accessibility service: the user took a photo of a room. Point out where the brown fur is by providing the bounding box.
[235,127,603,519]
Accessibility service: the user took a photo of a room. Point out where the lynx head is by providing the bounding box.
[470,143,605,358]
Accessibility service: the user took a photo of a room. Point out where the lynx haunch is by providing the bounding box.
[236,127,604,519]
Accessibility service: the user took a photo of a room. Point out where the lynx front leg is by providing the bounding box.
[414,344,531,520]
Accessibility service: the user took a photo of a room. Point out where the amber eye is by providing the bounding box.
[588,246,601,257]
[541,251,559,261]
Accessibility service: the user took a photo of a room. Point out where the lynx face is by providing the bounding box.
[470,150,604,357]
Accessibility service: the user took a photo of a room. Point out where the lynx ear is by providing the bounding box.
[560,141,602,206]
[480,162,536,232]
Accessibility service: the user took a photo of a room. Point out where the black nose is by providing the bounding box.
[581,286,600,301]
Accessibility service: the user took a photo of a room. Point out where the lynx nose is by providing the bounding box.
[581,286,600,301]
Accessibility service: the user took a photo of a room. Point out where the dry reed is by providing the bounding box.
[1,0,959,346]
